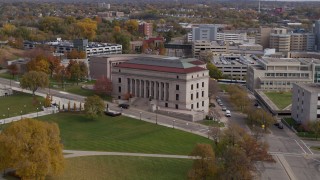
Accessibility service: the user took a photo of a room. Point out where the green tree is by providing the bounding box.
[188,144,217,180]
[308,120,320,140]
[84,95,105,120]
[0,118,64,179]
[20,71,49,95]
[207,62,223,79]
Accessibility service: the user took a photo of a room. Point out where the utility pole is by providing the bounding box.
[258,0,261,13]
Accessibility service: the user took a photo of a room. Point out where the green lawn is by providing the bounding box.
[38,113,211,155]
[0,92,44,119]
[48,156,192,180]
[218,83,229,92]
[264,91,292,110]
[51,83,112,101]
[198,120,225,127]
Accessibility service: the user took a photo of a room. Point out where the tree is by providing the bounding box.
[75,18,98,40]
[94,76,113,96]
[48,56,61,78]
[26,56,50,74]
[208,127,221,145]
[20,71,49,95]
[84,95,105,120]
[7,64,18,78]
[125,19,139,34]
[208,79,220,98]
[199,50,213,63]
[0,119,64,179]
[79,62,88,81]
[308,120,320,140]
[188,144,217,180]
[159,43,166,55]
[44,94,51,107]
[207,63,223,79]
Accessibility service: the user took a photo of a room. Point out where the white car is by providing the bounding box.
[225,110,231,117]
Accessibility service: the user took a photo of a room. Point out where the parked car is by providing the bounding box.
[218,102,223,106]
[274,122,280,127]
[105,111,121,117]
[225,110,231,117]
[222,106,227,111]
[278,123,284,129]
[118,104,130,109]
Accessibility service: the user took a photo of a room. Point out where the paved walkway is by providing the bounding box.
[63,150,196,159]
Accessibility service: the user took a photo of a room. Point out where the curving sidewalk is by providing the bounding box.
[63,150,196,159]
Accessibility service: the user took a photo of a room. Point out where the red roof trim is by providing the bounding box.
[116,63,206,74]
[189,60,206,65]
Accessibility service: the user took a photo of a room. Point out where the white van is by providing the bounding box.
[225,110,231,117]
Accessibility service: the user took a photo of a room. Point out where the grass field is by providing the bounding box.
[0,92,44,119]
[264,91,292,110]
[38,113,211,155]
[48,156,192,180]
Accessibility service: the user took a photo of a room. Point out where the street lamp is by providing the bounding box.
[173,120,175,129]
[7,108,10,118]
[37,108,39,117]
[140,112,142,120]
[20,111,23,120]
[156,113,158,124]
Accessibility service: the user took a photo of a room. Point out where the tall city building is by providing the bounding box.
[314,20,320,51]
[192,24,220,42]
[256,27,272,49]
[139,22,153,37]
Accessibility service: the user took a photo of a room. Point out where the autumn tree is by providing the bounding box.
[207,62,223,79]
[7,64,18,78]
[48,56,61,78]
[75,18,98,40]
[26,55,50,74]
[20,71,49,95]
[94,76,113,96]
[159,43,166,55]
[67,49,86,59]
[199,50,213,63]
[188,144,217,180]
[208,79,220,98]
[0,119,64,179]
[125,19,139,34]
[84,95,105,120]
[44,94,51,107]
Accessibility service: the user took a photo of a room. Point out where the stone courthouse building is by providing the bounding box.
[111,56,209,114]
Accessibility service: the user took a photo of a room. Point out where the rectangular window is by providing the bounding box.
[176,85,179,91]
[191,94,193,100]
[317,114,320,118]
[191,104,193,109]
[191,84,193,90]
[202,101,204,107]
[197,103,199,108]
[196,92,199,98]
[177,76,179,79]
[202,91,204,97]
[118,86,121,93]
[175,104,178,109]
[202,82,204,87]
[118,78,121,83]
[165,103,168,107]
[197,83,199,89]
[176,94,179,101]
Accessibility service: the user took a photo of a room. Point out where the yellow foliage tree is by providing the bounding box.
[125,19,139,33]
[44,94,51,107]
[0,119,64,179]
[75,18,98,41]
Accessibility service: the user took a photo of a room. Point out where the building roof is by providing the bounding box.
[294,83,320,93]
[116,56,207,74]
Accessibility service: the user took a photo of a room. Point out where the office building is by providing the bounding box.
[314,20,320,51]
[292,83,320,126]
[256,27,272,49]
[247,57,320,91]
[192,24,220,42]
[193,40,229,57]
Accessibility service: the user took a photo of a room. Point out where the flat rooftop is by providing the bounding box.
[295,83,320,93]
[259,57,320,65]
